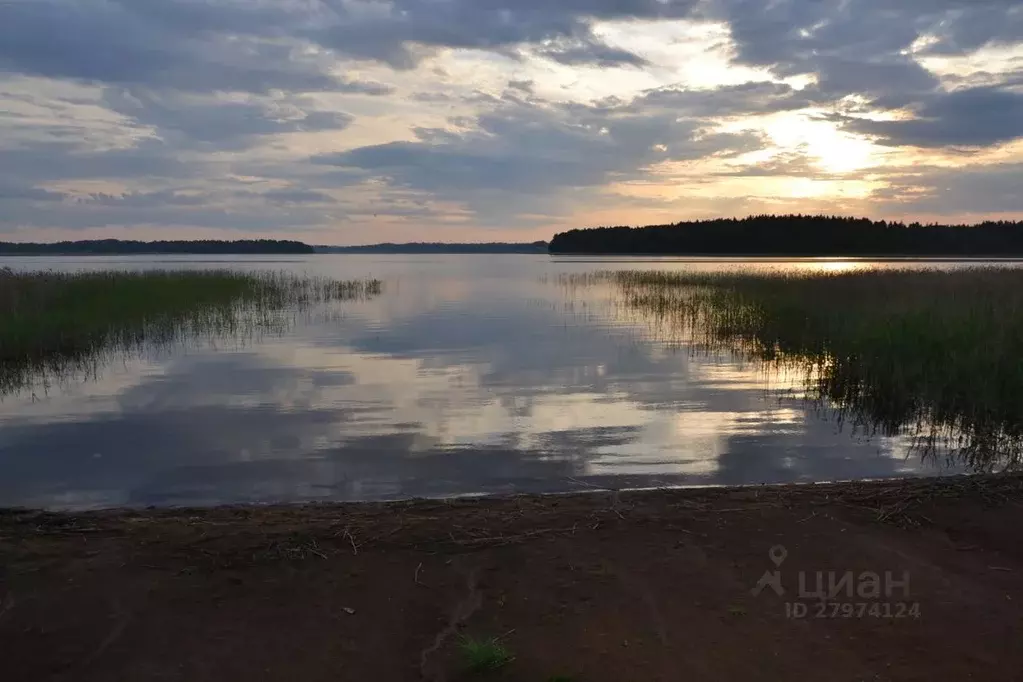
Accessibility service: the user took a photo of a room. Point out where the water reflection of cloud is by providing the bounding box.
[0,257,952,509]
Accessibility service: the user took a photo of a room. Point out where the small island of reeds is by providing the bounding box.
[0,268,382,395]
[565,267,1023,471]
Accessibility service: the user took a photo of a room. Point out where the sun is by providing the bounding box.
[761,111,878,174]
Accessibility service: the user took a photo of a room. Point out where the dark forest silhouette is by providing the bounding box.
[0,239,314,255]
[548,215,1023,256]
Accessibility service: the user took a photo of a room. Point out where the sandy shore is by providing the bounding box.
[3,475,1023,681]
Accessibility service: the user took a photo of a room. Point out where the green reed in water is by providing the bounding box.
[0,268,382,395]
[565,268,1023,471]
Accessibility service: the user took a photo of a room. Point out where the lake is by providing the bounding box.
[0,254,1014,510]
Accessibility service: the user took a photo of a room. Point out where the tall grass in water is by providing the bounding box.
[0,268,382,395]
[566,268,1023,471]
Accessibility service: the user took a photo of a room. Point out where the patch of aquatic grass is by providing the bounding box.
[564,268,1023,470]
[457,634,514,673]
[0,267,381,395]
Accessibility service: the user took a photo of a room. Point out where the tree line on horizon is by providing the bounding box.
[547,215,1023,256]
[0,239,315,255]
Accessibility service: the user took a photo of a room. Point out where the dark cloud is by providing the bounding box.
[0,0,698,89]
[0,0,338,93]
[332,79,396,96]
[507,79,535,93]
[0,148,344,230]
[0,141,192,184]
[78,190,209,207]
[261,188,337,204]
[874,162,1023,214]
[310,0,700,68]
[0,0,1016,105]
[813,56,940,106]
[315,100,762,196]
[101,89,354,149]
[0,184,65,201]
[716,0,1016,76]
[721,147,831,177]
[0,196,338,230]
[622,81,816,118]
[839,85,1023,148]
[536,39,649,67]
[703,0,1021,150]
[713,0,1015,116]
[0,86,357,228]
[915,4,1023,55]
[313,98,766,223]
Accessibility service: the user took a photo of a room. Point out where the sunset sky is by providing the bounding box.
[1,0,1021,244]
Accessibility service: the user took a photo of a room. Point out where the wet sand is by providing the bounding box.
[3,475,1022,681]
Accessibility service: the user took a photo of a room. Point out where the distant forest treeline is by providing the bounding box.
[317,241,548,254]
[0,239,314,255]
[548,216,1023,256]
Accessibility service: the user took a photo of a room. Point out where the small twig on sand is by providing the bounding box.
[415,562,424,585]
[343,527,358,555]
[308,539,328,560]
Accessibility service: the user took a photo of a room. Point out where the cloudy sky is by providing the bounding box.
[1,0,1021,244]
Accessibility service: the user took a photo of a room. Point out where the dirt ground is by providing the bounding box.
[2,475,1023,682]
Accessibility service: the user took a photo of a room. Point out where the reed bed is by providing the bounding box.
[564,268,1023,470]
[0,268,381,395]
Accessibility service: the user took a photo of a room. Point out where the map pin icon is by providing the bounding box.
[769,545,788,567]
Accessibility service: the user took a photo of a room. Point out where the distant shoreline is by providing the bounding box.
[0,239,314,256]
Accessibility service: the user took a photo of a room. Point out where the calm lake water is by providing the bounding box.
[1,255,1016,510]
